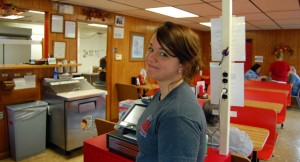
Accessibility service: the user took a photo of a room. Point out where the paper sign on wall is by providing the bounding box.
[211,16,246,62]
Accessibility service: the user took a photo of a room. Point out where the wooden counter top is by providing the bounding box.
[0,64,81,70]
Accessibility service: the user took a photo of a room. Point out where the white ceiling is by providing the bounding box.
[58,0,300,31]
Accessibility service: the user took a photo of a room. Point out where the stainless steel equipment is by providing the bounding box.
[42,78,106,152]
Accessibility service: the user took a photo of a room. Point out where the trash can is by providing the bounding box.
[7,101,48,161]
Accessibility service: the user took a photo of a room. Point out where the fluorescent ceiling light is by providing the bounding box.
[200,22,211,27]
[0,15,24,19]
[146,7,198,18]
[28,10,45,14]
[88,24,108,28]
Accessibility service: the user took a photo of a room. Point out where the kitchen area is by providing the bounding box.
[0,1,109,161]
[1,62,108,160]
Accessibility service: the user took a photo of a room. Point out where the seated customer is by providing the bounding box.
[203,101,253,157]
[287,66,300,96]
[244,63,267,81]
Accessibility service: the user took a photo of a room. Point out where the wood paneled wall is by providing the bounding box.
[201,30,300,75]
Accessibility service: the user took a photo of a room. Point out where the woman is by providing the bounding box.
[287,66,300,96]
[202,101,253,157]
[244,63,267,81]
[136,22,207,162]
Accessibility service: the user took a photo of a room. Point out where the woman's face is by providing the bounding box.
[145,34,182,82]
[256,67,261,73]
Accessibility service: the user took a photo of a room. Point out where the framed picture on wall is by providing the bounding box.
[130,32,145,61]
[64,21,76,38]
[51,14,64,33]
[53,41,66,59]
[115,15,125,26]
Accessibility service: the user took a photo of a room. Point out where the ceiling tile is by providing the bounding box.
[245,23,260,30]
[111,0,166,9]
[248,19,278,26]
[165,18,195,24]
[156,0,203,6]
[275,19,300,25]
[208,2,221,10]
[183,17,211,23]
[178,3,222,16]
[235,13,269,21]
[267,10,300,20]
[63,0,136,11]
[258,25,281,30]
[202,0,222,2]
[251,0,300,12]
[281,24,300,29]
[117,9,171,20]
[232,0,261,14]
[209,0,261,14]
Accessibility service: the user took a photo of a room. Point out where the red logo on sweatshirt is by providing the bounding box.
[140,115,152,138]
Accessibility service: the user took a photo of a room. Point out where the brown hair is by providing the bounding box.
[202,101,220,126]
[155,22,202,83]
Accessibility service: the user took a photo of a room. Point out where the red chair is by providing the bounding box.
[231,106,277,161]
[245,89,287,129]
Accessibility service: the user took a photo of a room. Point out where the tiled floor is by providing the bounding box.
[261,103,300,162]
[1,145,83,162]
[1,103,300,162]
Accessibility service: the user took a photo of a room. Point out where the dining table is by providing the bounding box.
[244,99,283,113]
[231,123,269,162]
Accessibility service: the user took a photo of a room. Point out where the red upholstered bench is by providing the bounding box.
[231,106,277,161]
[244,80,291,106]
[245,89,287,129]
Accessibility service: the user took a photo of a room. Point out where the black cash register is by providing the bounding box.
[107,104,147,159]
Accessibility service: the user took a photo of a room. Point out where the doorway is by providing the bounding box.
[77,22,108,90]
[245,39,253,73]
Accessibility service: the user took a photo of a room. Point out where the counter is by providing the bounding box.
[0,64,81,70]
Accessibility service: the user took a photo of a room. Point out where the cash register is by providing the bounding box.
[107,103,147,159]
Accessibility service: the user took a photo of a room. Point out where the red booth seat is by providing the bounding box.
[231,106,277,161]
[245,89,287,129]
[244,80,291,106]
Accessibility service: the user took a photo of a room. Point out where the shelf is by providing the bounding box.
[0,64,81,70]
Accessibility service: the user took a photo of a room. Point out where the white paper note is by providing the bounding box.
[211,16,246,61]
[211,18,222,61]
[230,63,244,106]
[231,17,245,61]
[210,62,222,104]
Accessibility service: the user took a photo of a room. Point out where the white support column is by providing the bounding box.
[219,0,232,156]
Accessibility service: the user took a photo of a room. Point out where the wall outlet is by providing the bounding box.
[115,54,122,60]
[0,112,3,120]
